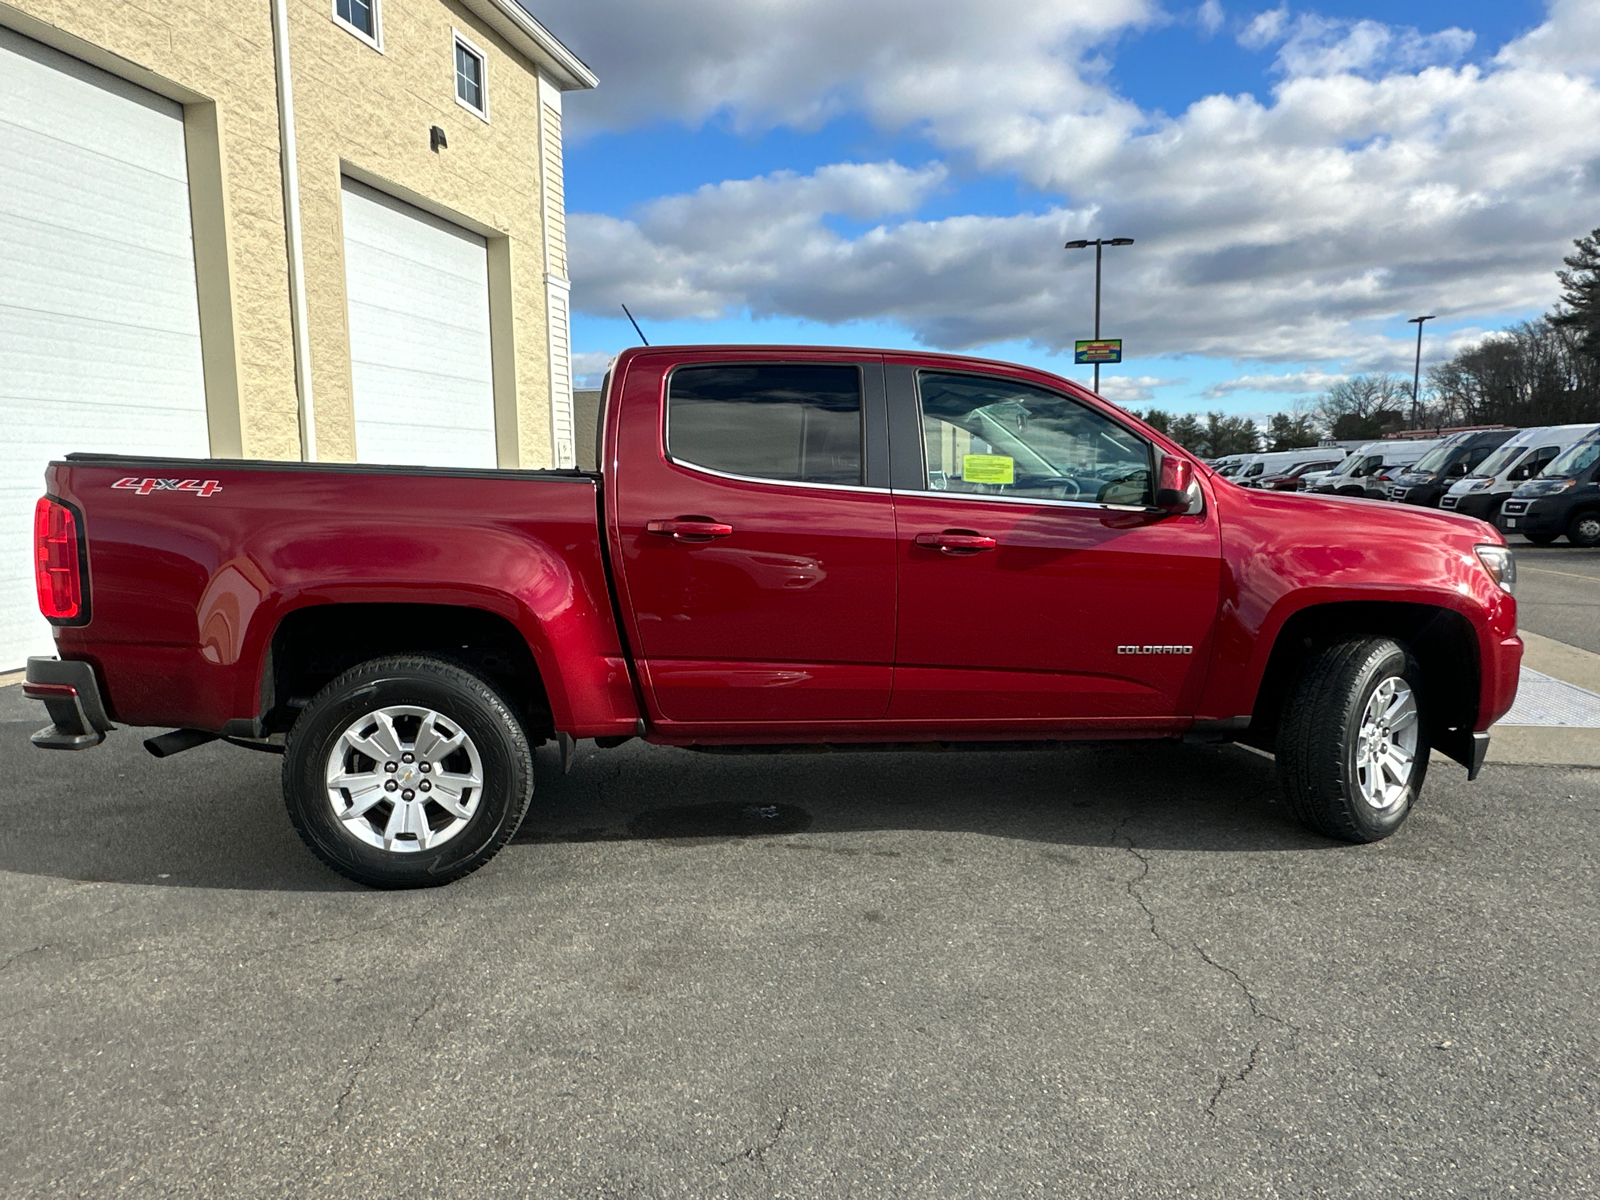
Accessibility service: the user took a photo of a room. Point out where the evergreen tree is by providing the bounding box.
[1552,227,1600,359]
[1204,411,1261,457]
[1136,408,1173,435]
[1266,412,1319,450]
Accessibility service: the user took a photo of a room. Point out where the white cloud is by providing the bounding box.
[1197,1,1225,39]
[1095,375,1188,403]
[1202,371,1347,398]
[550,0,1600,381]
[572,351,616,388]
[1239,6,1289,50]
[531,0,1155,137]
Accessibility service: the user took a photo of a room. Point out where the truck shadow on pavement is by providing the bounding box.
[512,738,1330,857]
[0,716,1337,892]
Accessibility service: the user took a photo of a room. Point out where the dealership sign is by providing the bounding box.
[1074,339,1123,364]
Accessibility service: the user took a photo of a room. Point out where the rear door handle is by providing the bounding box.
[646,518,734,540]
[913,531,997,553]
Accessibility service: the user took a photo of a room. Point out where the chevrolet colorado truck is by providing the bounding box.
[26,346,1523,888]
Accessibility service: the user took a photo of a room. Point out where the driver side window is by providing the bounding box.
[916,372,1153,506]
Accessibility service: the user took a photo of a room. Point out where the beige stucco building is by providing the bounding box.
[0,0,594,669]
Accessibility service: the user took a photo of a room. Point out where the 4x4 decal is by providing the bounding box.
[113,477,223,497]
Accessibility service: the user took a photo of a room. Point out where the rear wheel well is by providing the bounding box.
[264,604,552,741]
[1245,602,1478,757]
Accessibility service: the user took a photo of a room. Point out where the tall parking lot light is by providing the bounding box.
[1065,237,1135,393]
[1408,314,1436,426]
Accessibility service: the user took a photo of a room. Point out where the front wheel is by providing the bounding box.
[1568,511,1600,548]
[1522,529,1558,546]
[1276,637,1428,843]
[283,655,534,888]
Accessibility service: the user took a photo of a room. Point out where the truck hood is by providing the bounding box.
[1217,477,1504,547]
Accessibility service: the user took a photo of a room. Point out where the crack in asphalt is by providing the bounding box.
[1112,818,1180,952]
[1114,818,1303,1120]
[718,1105,793,1169]
[1207,1039,1263,1117]
[0,944,50,973]
[329,1035,384,1128]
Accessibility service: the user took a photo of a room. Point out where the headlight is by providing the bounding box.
[1475,544,1516,596]
[1467,479,1493,491]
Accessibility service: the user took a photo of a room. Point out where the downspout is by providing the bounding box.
[270,0,317,460]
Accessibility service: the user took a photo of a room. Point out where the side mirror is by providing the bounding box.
[1155,456,1194,513]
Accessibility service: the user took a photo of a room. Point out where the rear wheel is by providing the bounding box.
[1568,511,1600,548]
[283,655,533,888]
[1277,637,1428,843]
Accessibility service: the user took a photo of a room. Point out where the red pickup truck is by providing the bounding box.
[27,346,1522,888]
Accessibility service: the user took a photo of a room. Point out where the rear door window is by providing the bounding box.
[667,364,863,486]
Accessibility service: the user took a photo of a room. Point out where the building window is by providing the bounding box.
[454,34,488,119]
[333,0,381,49]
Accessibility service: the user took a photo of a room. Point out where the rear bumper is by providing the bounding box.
[23,657,115,750]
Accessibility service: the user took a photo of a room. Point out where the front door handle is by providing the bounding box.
[646,518,734,540]
[913,530,997,554]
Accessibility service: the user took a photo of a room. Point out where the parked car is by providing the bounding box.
[26,345,1521,887]
[1497,431,1600,546]
[1234,449,1346,488]
[1388,429,1517,507]
[1254,458,1346,492]
[1441,424,1600,524]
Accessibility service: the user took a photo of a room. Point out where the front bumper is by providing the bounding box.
[1390,482,1443,506]
[23,657,115,750]
[1440,490,1503,520]
[1497,499,1562,540]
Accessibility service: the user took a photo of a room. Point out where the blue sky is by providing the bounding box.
[533,0,1595,421]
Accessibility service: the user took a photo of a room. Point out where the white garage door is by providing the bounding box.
[0,28,209,672]
[341,179,498,469]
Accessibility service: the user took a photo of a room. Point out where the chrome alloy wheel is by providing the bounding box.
[1354,677,1419,812]
[324,706,484,852]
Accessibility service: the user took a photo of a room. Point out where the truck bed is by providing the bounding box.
[45,454,639,738]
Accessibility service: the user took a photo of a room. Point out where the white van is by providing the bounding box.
[1305,439,1441,499]
[1440,424,1600,522]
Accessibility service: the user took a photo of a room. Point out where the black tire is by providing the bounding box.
[1276,637,1429,843]
[1568,511,1600,548]
[283,655,533,888]
[1523,529,1558,546]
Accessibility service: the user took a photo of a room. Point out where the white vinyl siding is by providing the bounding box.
[537,80,575,467]
[0,27,208,671]
[340,178,497,469]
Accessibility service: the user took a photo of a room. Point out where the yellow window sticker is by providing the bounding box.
[962,454,1015,485]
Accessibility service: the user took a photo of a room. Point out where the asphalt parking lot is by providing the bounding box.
[3,661,1599,1197]
[1511,540,1600,655]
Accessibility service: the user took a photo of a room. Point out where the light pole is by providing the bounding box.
[1408,314,1435,426]
[1065,236,1134,393]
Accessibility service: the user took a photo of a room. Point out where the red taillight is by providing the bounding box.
[34,497,83,621]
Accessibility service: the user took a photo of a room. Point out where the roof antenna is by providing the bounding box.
[620,303,649,346]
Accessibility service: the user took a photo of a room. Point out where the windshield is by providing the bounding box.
[1330,452,1376,477]
[1543,437,1600,478]
[1412,438,1465,473]
[1292,460,1338,476]
[1216,461,1241,476]
[1467,441,1528,480]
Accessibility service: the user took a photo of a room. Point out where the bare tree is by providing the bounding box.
[1314,375,1408,439]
